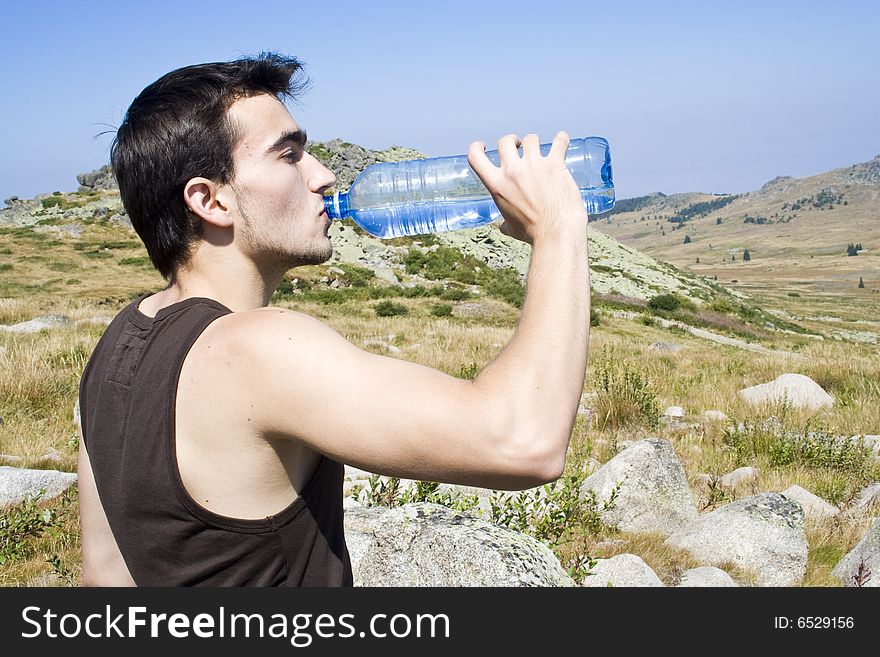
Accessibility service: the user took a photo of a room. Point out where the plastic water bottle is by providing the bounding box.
[323,136,614,238]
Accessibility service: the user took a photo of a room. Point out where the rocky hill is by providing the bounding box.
[0,139,754,307]
[594,156,880,302]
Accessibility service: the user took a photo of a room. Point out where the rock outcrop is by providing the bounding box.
[580,438,698,536]
[343,502,574,587]
[0,466,77,506]
[665,492,808,586]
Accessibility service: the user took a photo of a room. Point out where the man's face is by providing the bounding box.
[225,94,336,268]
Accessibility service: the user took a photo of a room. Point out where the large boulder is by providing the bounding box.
[841,482,880,519]
[780,484,839,520]
[343,502,574,587]
[675,566,740,587]
[580,438,698,535]
[76,164,117,191]
[665,492,808,587]
[0,314,73,334]
[831,518,880,587]
[737,373,834,411]
[719,466,760,491]
[581,553,664,587]
[0,466,77,506]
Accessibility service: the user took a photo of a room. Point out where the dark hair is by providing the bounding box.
[111,52,308,280]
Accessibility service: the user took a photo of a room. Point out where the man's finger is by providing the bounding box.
[467,141,500,188]
[548,131,571,163]
[497,134,522,166]
[522,133,540,158]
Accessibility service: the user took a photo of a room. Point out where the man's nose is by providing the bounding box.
[309,156,336,193]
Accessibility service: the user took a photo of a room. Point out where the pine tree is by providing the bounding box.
[743,249,751,262]
[684,235,691,244]
[859,276,865,288]
[696,257,700,264]
[847,243,858,256]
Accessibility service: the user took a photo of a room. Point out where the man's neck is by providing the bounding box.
[157,249,287,313]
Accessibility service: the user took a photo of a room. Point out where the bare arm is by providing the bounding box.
[241,132,590,489]
[76,409,136,586]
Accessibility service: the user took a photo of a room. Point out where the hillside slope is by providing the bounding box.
[594,157,880,302]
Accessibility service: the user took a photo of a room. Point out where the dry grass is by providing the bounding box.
[1,220,878,587]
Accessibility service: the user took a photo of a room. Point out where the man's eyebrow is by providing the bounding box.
[265,130,308,155]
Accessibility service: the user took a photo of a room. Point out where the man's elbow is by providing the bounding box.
[499,429,569,489]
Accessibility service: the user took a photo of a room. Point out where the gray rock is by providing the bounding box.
[780,484,839,520]
[849,434,880,458]
[580,438,698,535]
[665,493,808,586]
[842,483,880,518]
[343,502,574,586]
[32,223,84,238]
[676,566,740,587]
[76,164,117,191]
[719,466,760,490]
[700,409,729,422]
[662,405,685,419]
[648,341,684,353]
[0,314,74,333]
[75,316,114,327]
[109,212,133,228]
[39,448,65,465]
[581,553,665,587]
[371,266,400,285]
[831,518,880,587]
[0,466,77,506]
[737,373,834,411]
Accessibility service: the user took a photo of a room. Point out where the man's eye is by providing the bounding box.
[283,151,303,163]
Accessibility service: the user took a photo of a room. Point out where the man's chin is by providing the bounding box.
[286,244,332,268]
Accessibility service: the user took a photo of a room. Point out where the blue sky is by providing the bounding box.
[1,0,877,206]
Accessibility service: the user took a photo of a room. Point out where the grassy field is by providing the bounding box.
[1,219,878,586]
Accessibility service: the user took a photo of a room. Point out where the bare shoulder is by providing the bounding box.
[200,306,352,360]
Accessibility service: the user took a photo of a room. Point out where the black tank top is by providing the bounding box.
[78,292,352,586]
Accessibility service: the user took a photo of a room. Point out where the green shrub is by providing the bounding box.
[374,300,408,317]
[456,361,480,379]
[0,489,75,565]
[66,279,81,285]
[119,257,151,266]
[440,287,471,301]
[367,286,399,299]
[723,414,873,476]
[400,284,432,298]
[303,288,369,304]
[404,246,481,284]
[648,292,695,314]
[590,308,600,327]
[431,303,453,317]
[480,267,524,308]
[593,346,660,430]
[710,298,736,313]
[335,263,375,288]
[0,263,12,271]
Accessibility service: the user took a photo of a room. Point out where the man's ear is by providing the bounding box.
[183,177,234,228]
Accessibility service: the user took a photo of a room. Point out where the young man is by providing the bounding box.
[77,53,591,586]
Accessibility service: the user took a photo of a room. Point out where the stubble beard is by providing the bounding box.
[237,192,333,269]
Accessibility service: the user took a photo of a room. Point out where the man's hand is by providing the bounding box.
[467,132,587,246]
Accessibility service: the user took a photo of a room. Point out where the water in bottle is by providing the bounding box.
[323,137,614,238]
